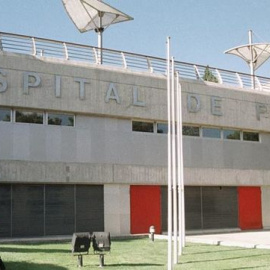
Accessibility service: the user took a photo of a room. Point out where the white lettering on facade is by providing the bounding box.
[1,68,269,121]
[256,103,268,120]
[187,94,200,113]
[105,83,120,104]
[55,75,61,98]
[23,72,41,95]
[0,69,7,93]
[74,78,90,100]
[132,86,145,107]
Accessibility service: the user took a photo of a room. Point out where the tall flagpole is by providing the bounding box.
[167,36,173,270]
[176,72,182,255]
[176,72,185,254]
[171,57,178,264]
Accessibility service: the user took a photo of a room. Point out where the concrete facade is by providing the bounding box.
[1,50,270,235]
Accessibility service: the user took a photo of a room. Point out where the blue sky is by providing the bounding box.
[1,0,270,76]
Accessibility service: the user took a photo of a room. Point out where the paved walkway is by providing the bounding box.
[1,231,270,250]
[186,230,270,249]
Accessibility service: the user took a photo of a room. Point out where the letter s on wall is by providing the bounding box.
[0,69,8,93]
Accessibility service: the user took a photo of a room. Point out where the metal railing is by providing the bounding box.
[1,31,270,92]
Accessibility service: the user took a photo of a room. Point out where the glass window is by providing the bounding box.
[202,127,221,138]
[15,110,43,124]
[132,121,154,133]
[0,108,11,122]
[48,113,74,126]
[157,123,168,134]
[223,129,240,140]
[183,126,200,137]
[243,131,259,142]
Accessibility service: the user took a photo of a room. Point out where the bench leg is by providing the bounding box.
[99,254,104,267]
[78,255,83,267]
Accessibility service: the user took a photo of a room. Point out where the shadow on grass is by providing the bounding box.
[221,266,270,270]
[185,247,249,255]
[181,252,270,265]
[4,261,67,270]
[103,263,165,268]
[0,246,69,253]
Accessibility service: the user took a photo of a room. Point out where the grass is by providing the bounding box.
[1,238,270,269]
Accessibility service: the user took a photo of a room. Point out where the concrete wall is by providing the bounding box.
[2,52,270,130]
[262,186,270,229]
[1,52,270,187]
[1,114,270,186]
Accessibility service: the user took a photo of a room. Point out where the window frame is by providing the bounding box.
[156,122,168,134]
[14,109,44,125]
[202,127,221,139]
[243,131,260,142]
[132,120,154,133]
[182,125,200,137]
[0,107,11,122]
[47,112,75,127]
[223,129,241,141]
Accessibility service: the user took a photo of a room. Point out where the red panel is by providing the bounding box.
[130,185,161,234]
[238,187,262,230]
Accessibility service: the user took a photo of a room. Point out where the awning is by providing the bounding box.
[62,0,133,33]
[224,43,270,71]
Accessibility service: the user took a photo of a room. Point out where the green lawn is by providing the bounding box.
[1,238,270,269]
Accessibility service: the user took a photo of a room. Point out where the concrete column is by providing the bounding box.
[261,186,270,229]
[104,184,130,235]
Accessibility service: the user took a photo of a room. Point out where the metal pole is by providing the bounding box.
[97,12,103,64]
[177,72,185,249]
[167,36,172,270]
[176,72,182,256]
[249,30,255,89]
[171,57,178,265]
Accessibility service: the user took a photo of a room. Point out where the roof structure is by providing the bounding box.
[62,0,133,33]
[225,30,270,73]
[225,30,270,88]
[225,42,270,72]
[62,0,133,63]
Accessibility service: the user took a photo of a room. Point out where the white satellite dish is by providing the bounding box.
[225,30,270,88]
[62,0,133,63]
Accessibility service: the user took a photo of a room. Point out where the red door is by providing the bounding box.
[238,187,262,230]
[130,185,161,234]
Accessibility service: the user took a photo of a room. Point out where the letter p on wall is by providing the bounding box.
[256,103,268,120]
[23,72,41,95]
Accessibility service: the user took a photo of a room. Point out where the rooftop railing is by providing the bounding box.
[1,31,270,92]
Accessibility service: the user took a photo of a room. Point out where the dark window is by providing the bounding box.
[183,126,200,136]
[48,113,74,126]
[157,123,168,134]
[132,121,154,133]
[223,130,240,140]
[202,127,221,138]
[243,131,259,142]
[0,108,11,122]
[15,111,43,124]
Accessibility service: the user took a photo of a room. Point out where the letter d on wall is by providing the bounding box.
[187,94,200,113]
